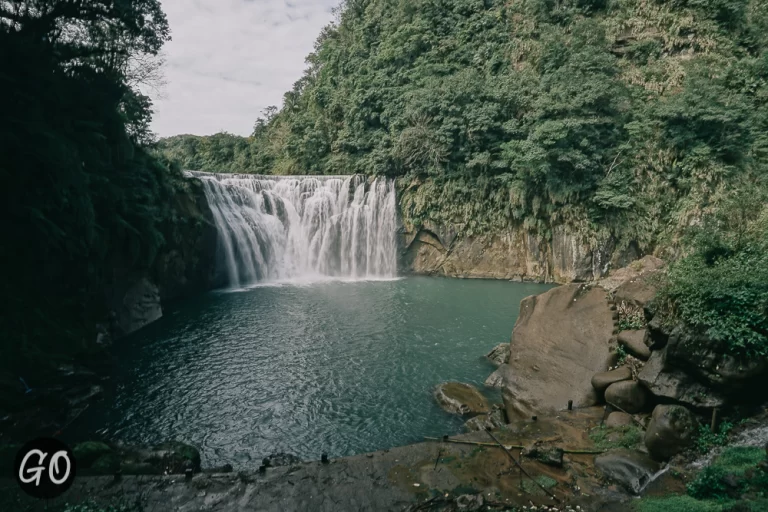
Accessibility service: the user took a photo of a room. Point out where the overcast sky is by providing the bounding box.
[151,0,338,138]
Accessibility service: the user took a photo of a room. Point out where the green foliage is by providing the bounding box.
[658,187,768,357]
[0,2,193,377]
[157,0,768,250]
[156,133,256,173]
[615,344,629,365]
[589,424,644,450]
[695,422,734,454]
[636,495,723,512]
[688,446,765,500]
[618,300,646,331]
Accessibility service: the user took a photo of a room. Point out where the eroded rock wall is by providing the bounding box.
[400,221,639,283]
[107,176,219,338]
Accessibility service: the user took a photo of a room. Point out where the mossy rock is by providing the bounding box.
[152,441,201,472]
[73,441,112,468]
[90,453,120,475]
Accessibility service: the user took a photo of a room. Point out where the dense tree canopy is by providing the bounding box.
[0,0,187,374]
[160,0,768,242]
[157,0,768,355]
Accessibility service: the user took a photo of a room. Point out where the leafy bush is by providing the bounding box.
[636,495,723,512]
[687,446,766,500]
[659,189,768,357]
[617,301,646,331]
[695,422,734,454]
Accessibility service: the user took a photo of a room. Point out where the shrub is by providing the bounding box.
[659,189,768,357]
[695,422,734,454]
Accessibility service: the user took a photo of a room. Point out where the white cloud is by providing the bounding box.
[151,0,338,137]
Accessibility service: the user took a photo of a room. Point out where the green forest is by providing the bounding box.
[160,0,768,357]
[0,0,203,378]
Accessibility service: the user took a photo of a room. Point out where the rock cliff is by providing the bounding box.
[400,220,641,283]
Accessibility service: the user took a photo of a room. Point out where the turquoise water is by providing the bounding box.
[81,277,552,469]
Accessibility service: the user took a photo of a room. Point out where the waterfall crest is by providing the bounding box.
[186,171,398,287]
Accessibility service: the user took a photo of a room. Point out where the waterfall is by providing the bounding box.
[186,171,398,287]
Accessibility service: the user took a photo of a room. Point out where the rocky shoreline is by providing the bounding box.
[4,255,768,511]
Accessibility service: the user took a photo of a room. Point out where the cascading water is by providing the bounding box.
[186,171,398,287]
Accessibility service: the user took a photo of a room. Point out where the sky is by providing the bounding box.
[150,0,338,138]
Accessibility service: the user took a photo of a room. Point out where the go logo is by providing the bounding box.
[14,438,77,499]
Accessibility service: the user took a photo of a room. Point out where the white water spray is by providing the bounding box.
[186,171,398,287]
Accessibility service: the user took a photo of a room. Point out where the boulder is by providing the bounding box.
[598,256,664,298]
[640,318,768,407]
[595,449,661,495]
[604,381,647,414]
[485,343,510,366]
[464,406,506,432]
[264,453,302,467]
[618,330,651,361]
[638,347,726,409]
[150,441,202,473]
[501,284,615,420]
[645,405,698,461]
[73,441,112,468]
[592,367,632,392]
[435,382,490,416]
[484,366,505,388]
[114,277,162,337]
[606,411,635,428]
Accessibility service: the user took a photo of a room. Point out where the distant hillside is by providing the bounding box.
[158,0,768,246]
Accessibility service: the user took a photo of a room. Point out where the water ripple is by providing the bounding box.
[79,277,553,469]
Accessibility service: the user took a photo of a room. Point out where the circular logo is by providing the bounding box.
[14,438,76,499]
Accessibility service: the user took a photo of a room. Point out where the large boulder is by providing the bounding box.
[485,343,510,366]
[637,347,725,408]
[640,317,768,407]
[604,381,647,414]
[645,405,698,461]
[435,382,490,416]
[500,284,615,420]
[595,449,661,495]
[618,330,651,361]
[592,367,632,392]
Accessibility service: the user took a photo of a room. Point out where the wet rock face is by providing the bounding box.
[485,343,510,366]
[484,366,506,388]
[592,367,632,392]
[399,221,621,283]
[114,277,162,337]
[604,381,648,414]
[595,449,660,495]
[645,405,698,461]
[500,284,615,420]
[435,382,490,416]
